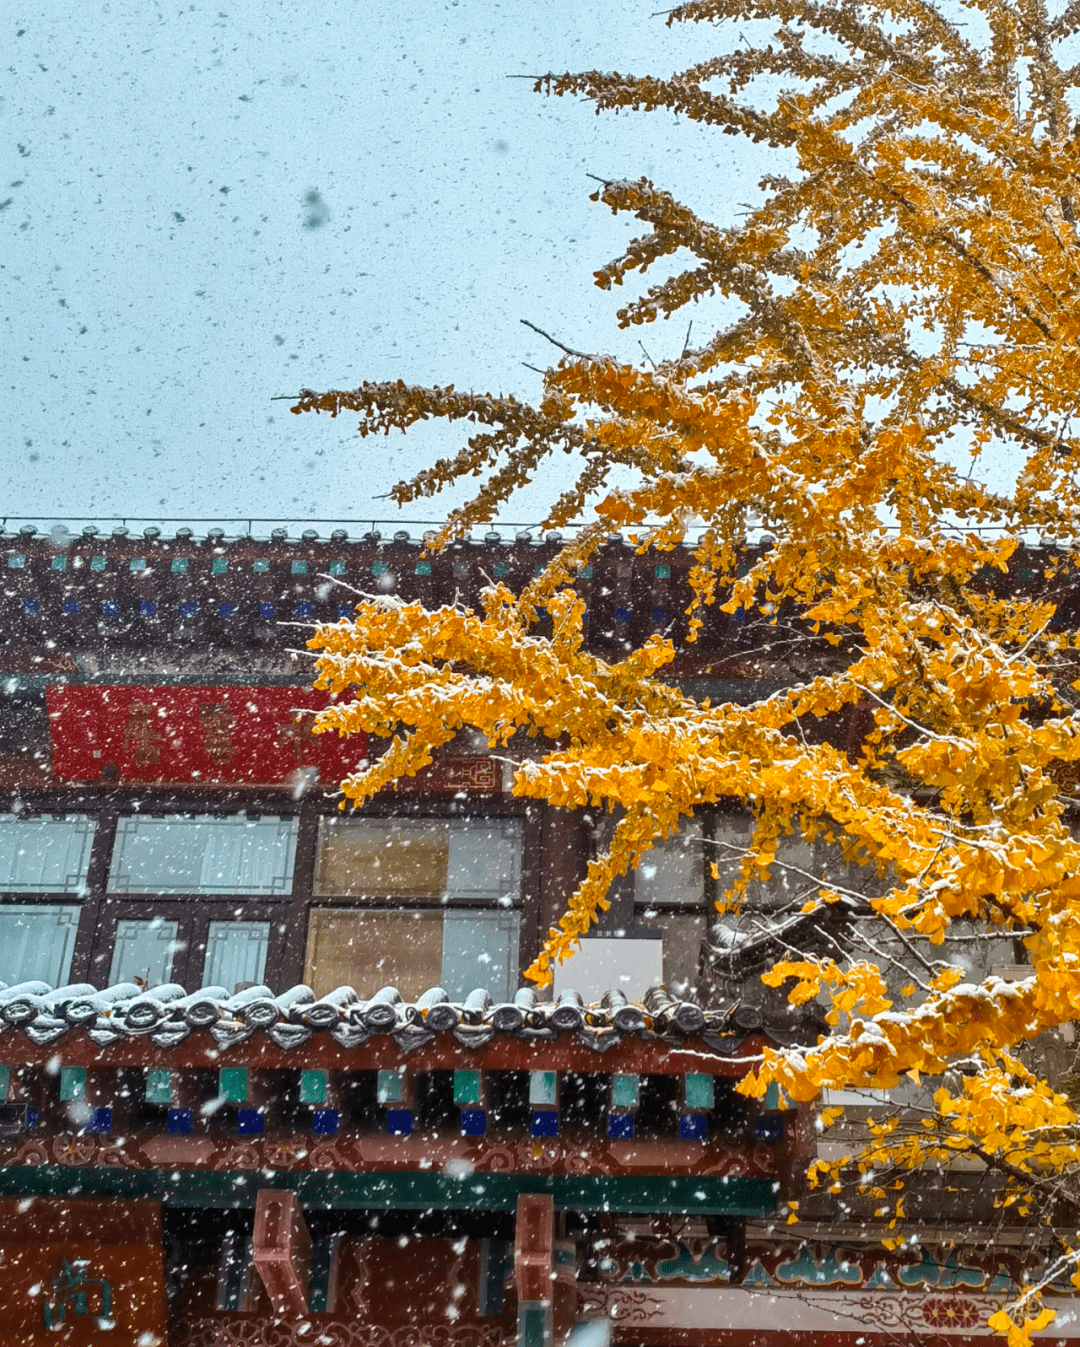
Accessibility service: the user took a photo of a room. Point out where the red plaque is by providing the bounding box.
[46,684,366,787]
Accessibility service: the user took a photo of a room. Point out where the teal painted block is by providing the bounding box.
[611,1074,639,1109]
[684,1073,714,1111]
[377,1070,405,1105]
[59,1067,86,1102]
[414,560,432,576]
[170,557,188,574]
[50,556,67,571]
[518,1303,551,1347]
[300,1070,328,1106]
[764,1082,780,1111]
[528,1071,557,1107]
[252,558,270,573]
[218,1068,248,1103]
[453,1070,482,1106]
[90,556,106,571]
[0,1066,9,1101]
[655,564,671,579]
[145,1069,173,1105]
[211,557,228,574]
[291,559,308,575]
[328,560,346,576]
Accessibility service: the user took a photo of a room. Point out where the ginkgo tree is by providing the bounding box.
[293,0,1080,1332]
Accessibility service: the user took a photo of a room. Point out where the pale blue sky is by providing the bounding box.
[3,0,774,532]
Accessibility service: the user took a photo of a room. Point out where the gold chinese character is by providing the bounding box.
[199,703,237,764]
[121,703,161,766]
[277,712,318,765]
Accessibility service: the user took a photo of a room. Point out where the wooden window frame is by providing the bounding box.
[86,895,284,990]
[0,787,543,992]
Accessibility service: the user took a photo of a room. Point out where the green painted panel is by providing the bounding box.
[59,1067,86,1102]
[0,1165,778,1218]
[218,1068,248,1103]
[684,1073,714,1111]
[528,1071,557,1106]
[145,1069,173,1105]
[300,1070,328,1106]
[611,1074,639,1109]
[377,1069,405,1105]
[0,1066,9,1102]
[764,1082,780,1111]
[453,1070,482,1106]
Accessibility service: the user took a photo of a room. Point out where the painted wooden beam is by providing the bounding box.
[682,1072,714,1141]
[609,1075,639,1140]
[2,1032,773,1079]
[58,1064,111,1133]
[377,1068,415,1135]
[530,1069,559,1138]
[0,1165,781,1216]
[454,1069,488,1136]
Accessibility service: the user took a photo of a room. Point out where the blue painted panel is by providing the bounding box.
[531,1110,558,1138]
[386,1109,414,1136]
[608,1114,635,1140]
[167,1108,193,1136]
[312,1109,340,1136]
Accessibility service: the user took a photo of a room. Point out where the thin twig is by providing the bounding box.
[520,318,596,361]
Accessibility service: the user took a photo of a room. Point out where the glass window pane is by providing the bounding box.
[441,909,520,1001]
[634,821,704,907]
[314,819,448,898]
[650,912,705,998]
[203,921,269,992]
[757,831,819,905]
[108,815,297,895]
[0,904,80,985]
[304,909,443,999]
[109,917,181,987]
[0,815,96,893]
[712,813,754,897]
[446,820,522,903]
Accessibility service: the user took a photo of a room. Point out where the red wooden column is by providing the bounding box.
[252,1189,311,1318]
[515,1193,554,1347]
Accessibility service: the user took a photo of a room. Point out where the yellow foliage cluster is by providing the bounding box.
[294,0,1080,1332]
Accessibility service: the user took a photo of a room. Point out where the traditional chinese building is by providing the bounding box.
[0,521,1076,1346]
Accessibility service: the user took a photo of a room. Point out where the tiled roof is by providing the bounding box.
[0,980,816,1054]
